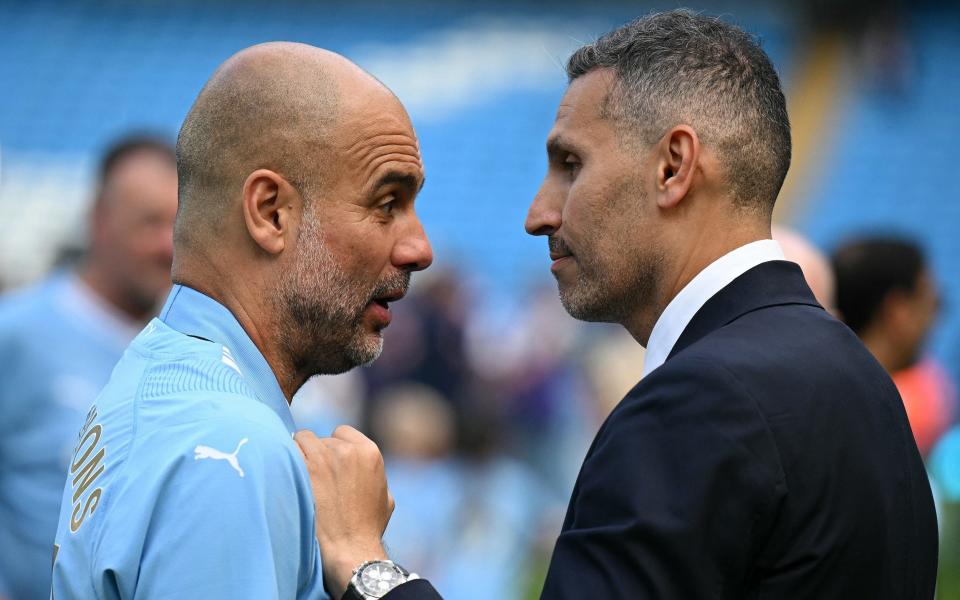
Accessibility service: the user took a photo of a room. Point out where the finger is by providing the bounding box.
[331,424,369,443]
[294,429,318,442]
[293,430,320,450]
[296,435,344,464]
[332,427,384,463]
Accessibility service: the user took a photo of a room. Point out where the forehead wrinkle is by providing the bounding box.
[345,131,418,153]
[344,131,419,158]
[343,129,421,173]
[362,147,422,171]
[361,152,423,192]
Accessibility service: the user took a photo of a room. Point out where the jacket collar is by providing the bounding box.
[158,284,296,434]
[666,260,824,362]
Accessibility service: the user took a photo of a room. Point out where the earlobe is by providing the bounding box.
[241,169,291,255]
[655,125,699,209]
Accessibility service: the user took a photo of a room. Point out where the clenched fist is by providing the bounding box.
[294,426,395,598]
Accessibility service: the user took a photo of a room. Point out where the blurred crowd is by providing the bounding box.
[1,132,959,600]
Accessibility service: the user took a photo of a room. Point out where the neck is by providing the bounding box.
[623,219,771,346]
[174,256,299,403]
[79,260,150,322]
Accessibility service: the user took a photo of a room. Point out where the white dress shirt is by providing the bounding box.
[642,239,785,377]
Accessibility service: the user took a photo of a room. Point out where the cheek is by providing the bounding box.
[563,182,614,249]
[561,182,593,242]
[326,228,392,281]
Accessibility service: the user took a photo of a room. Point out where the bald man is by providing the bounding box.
[51,42,431,599]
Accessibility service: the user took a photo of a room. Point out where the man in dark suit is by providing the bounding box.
[296,10,938,599]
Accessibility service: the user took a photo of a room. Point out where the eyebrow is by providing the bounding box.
[373,171,425,195]
[546,136,572,162]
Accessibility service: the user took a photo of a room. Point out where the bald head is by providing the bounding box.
[175,42,392,248]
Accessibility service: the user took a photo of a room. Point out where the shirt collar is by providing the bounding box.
[642,239,785,377]
[158,284,296,434]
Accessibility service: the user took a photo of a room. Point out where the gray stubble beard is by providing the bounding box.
[557,236,663,327]
[274,216,401,380]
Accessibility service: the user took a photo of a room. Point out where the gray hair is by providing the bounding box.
[567,9,791,214]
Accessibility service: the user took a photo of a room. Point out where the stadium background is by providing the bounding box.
[1,0,958,598]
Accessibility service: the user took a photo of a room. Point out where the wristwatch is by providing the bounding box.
[342,559,419,600]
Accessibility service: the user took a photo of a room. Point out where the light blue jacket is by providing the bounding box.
[51,285,326,599]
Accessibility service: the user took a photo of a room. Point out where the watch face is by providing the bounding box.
[357,562,404,597]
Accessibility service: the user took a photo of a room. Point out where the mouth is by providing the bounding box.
[548,236,574,269]
[372,290,406,310]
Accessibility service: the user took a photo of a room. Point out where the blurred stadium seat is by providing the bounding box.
[0,0,789,294]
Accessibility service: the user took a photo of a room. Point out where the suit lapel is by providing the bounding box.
[667,260,823,361]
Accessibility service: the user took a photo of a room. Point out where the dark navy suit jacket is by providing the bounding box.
[383,261,938,599]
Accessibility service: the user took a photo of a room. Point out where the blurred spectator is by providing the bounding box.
[581,325,645,425]
[291,371,365,438]
[373,383,462,574]
[932,429,960,503]
[0,135,177,600]
[474,284,592,494]
[894,359,958,457]
[773,225,836,313]
[374,383,561,600]
[363,269,472,407]
[930,423,960,596]
[832,236,954,456]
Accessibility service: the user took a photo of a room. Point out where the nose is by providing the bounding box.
[525,180,561,237]
[393,216,433,272]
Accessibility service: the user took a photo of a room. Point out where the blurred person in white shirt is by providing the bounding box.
[0,135,177,600]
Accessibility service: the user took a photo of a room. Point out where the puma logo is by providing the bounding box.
[194,438,248,478]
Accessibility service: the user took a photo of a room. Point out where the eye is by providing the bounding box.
[378,196,397,216]
[563,153,582,177]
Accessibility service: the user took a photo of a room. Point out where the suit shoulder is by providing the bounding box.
[628,352,751,408]
[614,354,771,445]
[664,302,885,394]
[699,302,867,367]
[615,353,783,459]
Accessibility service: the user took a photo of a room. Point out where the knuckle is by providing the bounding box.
[333,442,354,459]
[333,424,356,437]
[361,438,382,458]
[295,429,318,441]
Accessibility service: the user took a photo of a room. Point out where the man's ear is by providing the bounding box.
[654,125,700,210]
[240,169,297,255]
